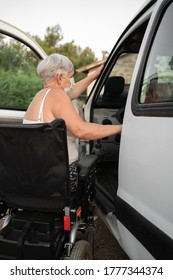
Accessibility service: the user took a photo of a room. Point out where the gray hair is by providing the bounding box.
[37,53,74,85]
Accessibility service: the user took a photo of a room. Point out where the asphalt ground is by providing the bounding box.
[94,216,129,260]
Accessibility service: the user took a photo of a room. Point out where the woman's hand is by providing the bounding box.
[89,64,104,81]
[69,64,104,100]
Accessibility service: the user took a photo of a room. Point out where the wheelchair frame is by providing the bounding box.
[0,119,98,259]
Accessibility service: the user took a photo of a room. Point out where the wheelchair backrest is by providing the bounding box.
[0,119,70,212]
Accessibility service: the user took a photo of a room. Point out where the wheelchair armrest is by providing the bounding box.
[77,154,98,179]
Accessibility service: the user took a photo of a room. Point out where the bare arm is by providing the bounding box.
[52,90,122,140]
[69,64,104,100]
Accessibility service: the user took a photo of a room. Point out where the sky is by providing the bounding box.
[0,0,147,59]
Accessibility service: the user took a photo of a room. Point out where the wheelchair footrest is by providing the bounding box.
[0,211,68,259]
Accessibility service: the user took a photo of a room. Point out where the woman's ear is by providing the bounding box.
[56,74,62,85]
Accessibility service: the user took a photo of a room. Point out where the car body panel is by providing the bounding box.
[0,19,47,59]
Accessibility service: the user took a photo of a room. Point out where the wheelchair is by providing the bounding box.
[0,119,98,259]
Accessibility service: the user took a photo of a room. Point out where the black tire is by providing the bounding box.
[70,240,93,260]
[84,225,95,255]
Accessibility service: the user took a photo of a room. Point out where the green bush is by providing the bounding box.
[0,69,42,108]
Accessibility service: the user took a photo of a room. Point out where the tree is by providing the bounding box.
[33,24,63,54]
[58,41,96,81]
[0,23,98,108]
[45,25,63,48]
[34,24,97,70]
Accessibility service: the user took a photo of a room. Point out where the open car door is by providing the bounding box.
[83,0,173,260]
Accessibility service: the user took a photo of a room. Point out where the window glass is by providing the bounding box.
[0,34,42,109]
[110,53,137,93]
[97,53,138,105]
[140,3,173,104]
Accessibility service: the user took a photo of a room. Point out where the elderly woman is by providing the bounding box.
[23,54,121,189]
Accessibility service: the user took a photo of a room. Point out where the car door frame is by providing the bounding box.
[0,20,47,122]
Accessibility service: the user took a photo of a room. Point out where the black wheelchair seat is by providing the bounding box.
[0,119,70,212]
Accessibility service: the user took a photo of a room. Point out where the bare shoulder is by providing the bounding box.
[50,88,68,100]
[50,88,74,114]
[50,88,72,105]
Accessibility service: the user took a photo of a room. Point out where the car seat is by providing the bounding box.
[0,119,98,259]
[96,76,127,108]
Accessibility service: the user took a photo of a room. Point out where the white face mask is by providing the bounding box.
[64,78,75,95]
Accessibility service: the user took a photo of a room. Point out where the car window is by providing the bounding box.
[140,2,173,104]
[0,33,42,109]
[95,53,138,109]
[108,53,137,95]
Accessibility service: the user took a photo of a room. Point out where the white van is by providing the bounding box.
[85,0,173,260]
[0,0,173,259]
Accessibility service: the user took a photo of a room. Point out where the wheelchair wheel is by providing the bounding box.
[84,225,95,255]
[70,240,93,260]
